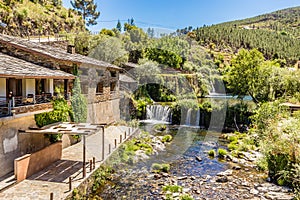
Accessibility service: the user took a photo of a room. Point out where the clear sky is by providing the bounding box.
[63,0,300,33]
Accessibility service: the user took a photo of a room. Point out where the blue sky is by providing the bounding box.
[63,0,300,33]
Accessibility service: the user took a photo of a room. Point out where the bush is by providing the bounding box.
[180,194,194,200]
[162,185,182,193]
[217,148,228,158]
[208,149,216,157]
[161,135,173,143]
[151,163,170,173]
[153,124,167,131]
[228,143,238,151]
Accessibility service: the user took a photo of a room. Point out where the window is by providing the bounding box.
[96,82,104,94]
[110,81,117,92]
[110,71,117,77]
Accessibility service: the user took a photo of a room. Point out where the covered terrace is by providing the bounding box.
[0,53,74,117]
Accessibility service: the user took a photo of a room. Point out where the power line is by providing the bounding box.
[96,19,179,30]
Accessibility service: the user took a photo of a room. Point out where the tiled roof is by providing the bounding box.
[0,34,121,70]
[0,53,74,79]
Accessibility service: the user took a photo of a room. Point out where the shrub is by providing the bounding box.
[162,135,173,143]
[162,185,182,193]
[227,143,238,151]
[228,135,238,143]
[217,148,228,158]
[208,149,216,157]
[180,194,194,200]
[151,163,170,173]
[153,124,167,131]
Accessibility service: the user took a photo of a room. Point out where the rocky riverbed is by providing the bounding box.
[95,127,295,200]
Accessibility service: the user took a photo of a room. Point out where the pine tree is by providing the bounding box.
[71,0,100,26]
[116,19,122,32]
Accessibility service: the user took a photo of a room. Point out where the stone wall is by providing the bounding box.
[0,114,50,177]
[14,142,62,183]
[87,99,120,124]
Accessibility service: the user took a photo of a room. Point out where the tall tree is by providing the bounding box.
[71,0,100,26]
[116,19,122,32]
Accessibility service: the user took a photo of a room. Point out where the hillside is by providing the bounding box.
[194,6,300,65]
[0,0,85,36]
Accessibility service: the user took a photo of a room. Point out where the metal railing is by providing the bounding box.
[0,97,11,117]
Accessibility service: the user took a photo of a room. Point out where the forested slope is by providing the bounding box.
[194,6,300,65]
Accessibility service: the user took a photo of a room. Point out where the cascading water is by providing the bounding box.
[146,105,171,123]
[184,108,201,126]
[195,109,200,126]
[185,108,192,125]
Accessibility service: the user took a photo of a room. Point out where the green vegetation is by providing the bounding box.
[208,149,216,157]
[217,148,228,158]
[34,97,73,143]
[108,131,154,165]
[92,166,113,193]
[162,185,182,193]
[70,0,100,26]
[0,0,85,36]
[153,124,167,132]
[151,163,170,173]
[161,135,173,143]
[250,102,300,190]
[194,6,300,65]
[71,77,87,123]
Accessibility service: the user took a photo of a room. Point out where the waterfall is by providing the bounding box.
[185,108,192,125]
[195,109,200,126]
[146,105,171,122]
[210,80,216,94]
[184,108,200,126]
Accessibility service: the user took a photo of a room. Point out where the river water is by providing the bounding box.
[96,124,230,199]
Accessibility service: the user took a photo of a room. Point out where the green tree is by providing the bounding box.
[225,48,289,103]
[225,49,265,103]
[89,36,128,66]
[71,0,100,26]
[116,19,122,32]
[71,77,87,123]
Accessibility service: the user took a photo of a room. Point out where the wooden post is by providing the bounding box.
[102,127,105,161]
[50,193,53,200]
[115,139,117,148]
[125,131,127,139]
[69,177,72,191]
[120,135,122,143]
[108,144,111,154]
[93,157,95,169]
[90,160,93,172]
[83,135,86,178]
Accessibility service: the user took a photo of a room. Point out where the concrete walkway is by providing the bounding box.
[0,126,139,200]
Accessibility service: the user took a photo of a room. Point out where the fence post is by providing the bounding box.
[50,193,53,200]
[93,157,95,169]
[102,128,105,160]
[69,177,72,191]
[115,139,117,148]
[90,160,93,172]
[120,135,122,143]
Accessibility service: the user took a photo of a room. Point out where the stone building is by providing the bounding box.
[0,34,121,177]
